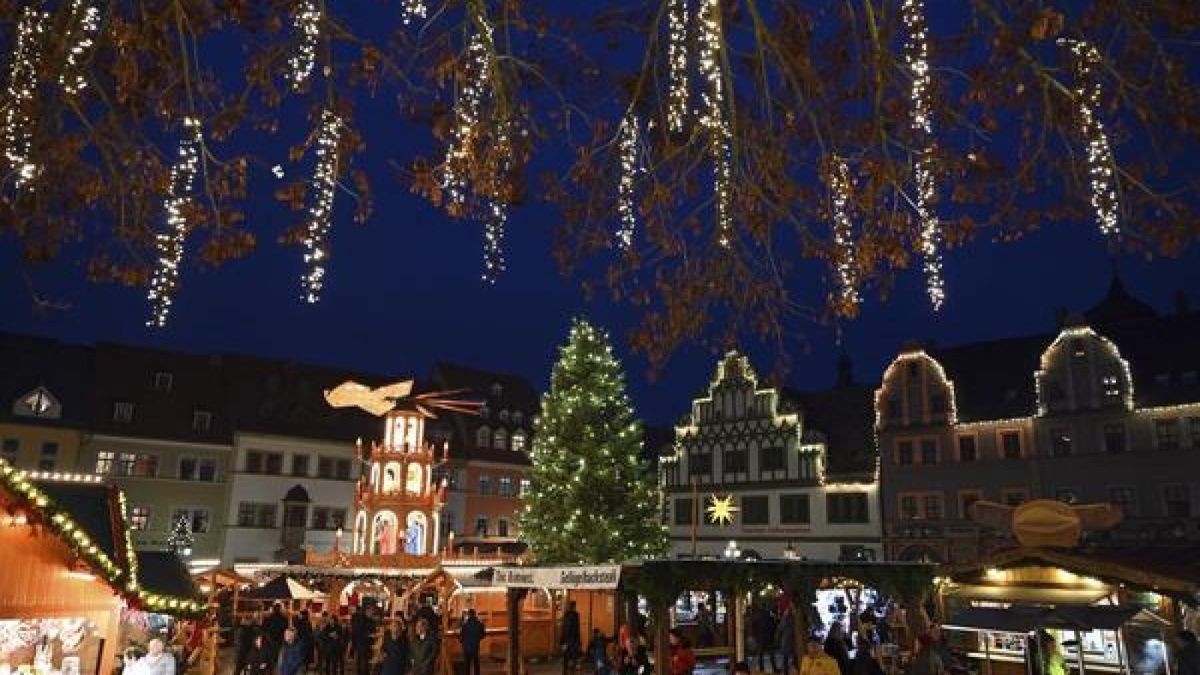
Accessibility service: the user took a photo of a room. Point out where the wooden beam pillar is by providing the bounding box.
[652,601,670,675]
[506,588,527,675]
[733,591,746,664]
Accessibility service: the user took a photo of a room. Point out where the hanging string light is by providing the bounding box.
[616,110,641,250]
[2,7,48,189]
[697,0,733,247]
[443,7,492,210]
[901,0,944,311]
[287,0,321,90]
[301,109,343,304]
[481,120,509,283]
[666,0,690,134]
[400,0,428,25]
[59,0,101,96]
[829,156,860,312]
[1059,38,1120,239]
[147,117,203,328]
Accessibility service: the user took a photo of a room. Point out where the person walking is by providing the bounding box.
[824,623,851,675]
[280,629,307,675]
[459,609,487,675]
[294,611,315,671]
[350,606,376,675]
[317,614,345,675]
[561,601,583,675]
[799,638,840,675]
[235,617,259,675]
[667,629,696,675]
[756,604,779,673]
[1177,631,1200,675]
[909,634,945,675]
[1039,633,1066,675]
[380,629,410,675]
[411,617,439,675]
[245,635,273,675]
[776,607,797,675]
[588,629,611,675]
[264,604,290,665]
[848,636,883,675]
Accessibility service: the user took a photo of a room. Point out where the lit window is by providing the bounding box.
[1101,375,1121,399]
[38,442,58,471]
[129,507,151,531]
[498,477,514,497]
[95,450,115,474]
[171,507,210,534]
[493,428,508,450]
[519,478,531,496]
[511,430,527,452]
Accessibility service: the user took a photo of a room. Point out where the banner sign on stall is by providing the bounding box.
[492,565,621,589]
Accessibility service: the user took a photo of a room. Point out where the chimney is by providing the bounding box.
[836,354,854,387]
[1175,290,1191,317]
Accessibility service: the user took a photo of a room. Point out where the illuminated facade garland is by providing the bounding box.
[901,0,943,310]
[697,0,733,247]
[1058,38,1120,239]
[829,156,860,312]
[147,117,203,328]
[301,109,343,303]
[59,0,101,96]
[1034,325,1134,415]
[2,7,48,189]
[616,110,641,250]
[287,0,321,90]
[874,349,959,430]
[666,0,690,134]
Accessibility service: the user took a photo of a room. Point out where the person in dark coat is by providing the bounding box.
[380,629,411,675]
[246,635,274,675]
[848,635,883,675]
[588,629,611,675]
[234,617,260,675]
[561,601,583,675]
[317,613,345,675]
[776,606,797,675]
[824,622,851,675]
[294,611,315,669]
[459,609,486,675]
[280,629,308,675]
[350,606,375,675]
[755,604,778,673]
[264,604,290,663]
[1177,631,1200,675]
[411,617,439,675]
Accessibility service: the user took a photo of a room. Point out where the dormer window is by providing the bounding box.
[490,383,503,398]
[499,409,510,422]
[1102,375,1121,398]
[513,412,524,425]
[153,371,174,392]
[13,387,61,419]
[476,426,491,449]
[112,401,135,423]
[192,409,212,433]
[478,403,489,418]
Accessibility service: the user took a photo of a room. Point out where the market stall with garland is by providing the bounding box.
[0,463,206,675]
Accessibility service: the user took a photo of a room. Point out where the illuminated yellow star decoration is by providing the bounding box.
[706,494,739,526]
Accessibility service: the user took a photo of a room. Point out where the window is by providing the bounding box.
[511,431,527,453]
[688,452,712,475]
[171,507,210,534]
[798,454,818,480]
[959,490,983,519]
[237,503,277,528]
[1164,484,1191,518]
[673,498,694,526]
[1154,373,1171,387]
[922,493,943,520]
[478,475,491,496]
[476,427,491,449]
[896,441,914,466]
[1104,423,1127,454]
[246,451,261,473]
[292,454,310,477]
[920,439,938,465]
[497,519,510,537]
[493,428,508,450]
[1054,487,1080,505]
[957,436,977,462]
[742,496,769,525]
[129,507,151,531]
[475,517,488,536]
[317,456,334,478]
[1072,339,1087,357]
[930,393,946,414]
[498,476,514,497]
[827,493,869,524]
[192,409,212,433]
[1,438,18,464]
[1101,374,1121,399]
[1050,428,1072,457]
[112,401,135,423]
[265,453,283,475]
[1002,488,1028,506]
[499,410,510,422]
[311,507,347,530]
[1156,419,1180,450]
[179,457,217,482]
[154,371,174,392]
[15,387,60,419]
[116,452,158,477]
[723,449,748,474]
[335,459,352,480]
[490,383,503,397]
[94,450,114,473]
[1108,487,1138,517]
[1001,432,1022,459]
[760,446,785,472]
[886,399,901,422]
[779,494,810,524]
[519,478,531,496]
[1191,417,1200,449]
[283,504,308,528]
[37,442,58,471]
[899,495,919,520]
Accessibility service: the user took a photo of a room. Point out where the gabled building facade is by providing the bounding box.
[878,279,1200,564]
[0,333,92,474]
[661,352,882,561]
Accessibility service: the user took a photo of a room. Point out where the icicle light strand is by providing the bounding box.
[443,12,492,210]
[902,0,944,311]
[60,0,101,96]
[829,157,860,311]
[400,0,427,25]
[616,111,641,250]
[301,110,343,304]
[2,7,48,188]
[667,0,690,134]
[481,121,509,284]
[147,118,203,328]
[697,0,733,247]
[287,0,321,90]
[1059,38,1120,239]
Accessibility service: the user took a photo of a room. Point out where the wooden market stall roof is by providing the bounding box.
[949,547,1200,604]
[944,605,1170,634]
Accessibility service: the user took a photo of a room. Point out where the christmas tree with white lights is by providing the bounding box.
[168,514,194,557]
[520,318,668,563]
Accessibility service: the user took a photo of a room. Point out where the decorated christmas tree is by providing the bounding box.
[168,514,194,557]
[520,318,668,563]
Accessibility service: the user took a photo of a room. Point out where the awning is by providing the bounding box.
[943,606,1051,633]
[945,605,1167,633]
[241,575,325,601]
[946,583,1111,605]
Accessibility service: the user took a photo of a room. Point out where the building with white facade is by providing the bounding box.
[661,352,881,561]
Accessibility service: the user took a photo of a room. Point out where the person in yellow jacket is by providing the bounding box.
[800,638,841,675]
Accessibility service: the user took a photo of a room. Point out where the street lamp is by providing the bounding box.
[783,541,798,560]
[724,540,741,559]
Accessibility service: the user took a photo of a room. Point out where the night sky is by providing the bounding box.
[1,6,1199,426]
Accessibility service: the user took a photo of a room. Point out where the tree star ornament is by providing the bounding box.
[59,0,102,96]
[706,493,739,526]
[2,6,48,189]
[616,110,642,250]
[1059,38,1120,239]
[287,0,321,90]
[902,0,944,311]
[666,0,690,134]
[147,117,203,328]
[697,0,734,248]
[829,156,860,314]
[301,109,343,304]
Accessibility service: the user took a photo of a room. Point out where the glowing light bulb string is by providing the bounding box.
[301,108,344,303]
[147,117,204,328]
[288,0,322,90]
[616,109,642,250]
[400,0,428,25]
[1058,37,1120,239]
[901,0,944,311]
[829,156,860,313]
[697,0,734,248]
[60,0,102,96]
[2,6,48,189]
[666,0,690,134]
